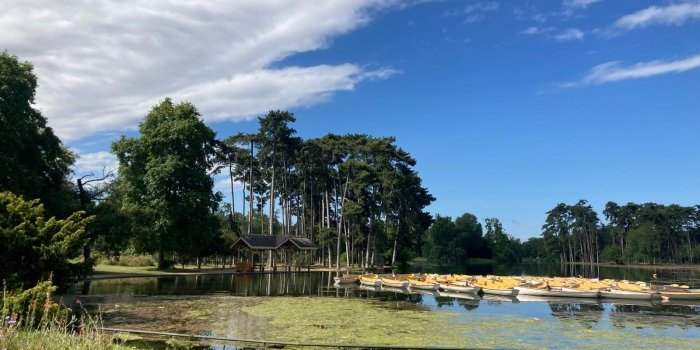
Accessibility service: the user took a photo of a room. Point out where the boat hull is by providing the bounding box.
[660,292,700,300]
[382,280,409,288]
[409,282,439,291]
[481,288,519,297]
[515,286,598,298]
[360,278,382,287]
[333,276,359,284]
[440,284,480,294]
[600,289,656,300]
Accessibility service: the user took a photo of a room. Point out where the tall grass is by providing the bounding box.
[0,279,138,349]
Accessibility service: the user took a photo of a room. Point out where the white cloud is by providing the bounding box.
[555,28,585,41]
[521,26,554,35]
[446,1,500,23]
[614,2,700,30]
[564,53,700,86]
[0,1,399,141]
[563,0,602,10]
[72,151,117,177]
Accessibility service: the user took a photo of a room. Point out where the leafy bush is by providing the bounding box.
[0,191,93,288]
[97,255,156,267]
[1,280,68,329]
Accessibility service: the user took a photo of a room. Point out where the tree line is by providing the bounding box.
[522,200,700,266]
[0,52,435,288]
[3,51,699,289]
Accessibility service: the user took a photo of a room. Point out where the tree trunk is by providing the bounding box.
[248,140,254,234]
[269,154,275,236]
[392,215,401,266]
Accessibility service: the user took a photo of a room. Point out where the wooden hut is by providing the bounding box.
[231,235,316,271]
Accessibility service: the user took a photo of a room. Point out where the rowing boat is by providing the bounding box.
[472,277,520,297]
[659,291,700,300]
[333,275,359,284]
[360,274,382,287]
[380,276,409,288]
[481,287,519,297]
[515,286,598,298]
[600,289,658,300]
[408,279,439,291]
[440,283,480,294]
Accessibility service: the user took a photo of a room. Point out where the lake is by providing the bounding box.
[66,266,700,349]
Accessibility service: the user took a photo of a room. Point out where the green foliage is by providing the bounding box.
[0,52,77,218]
[530,200,700,265]
[112,98,220,268]
[425,214,488,266]
[484,218,521,263]
[1,280,68,329]
[0,192,92,287]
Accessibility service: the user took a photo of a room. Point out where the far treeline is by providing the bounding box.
[2,52,700,290]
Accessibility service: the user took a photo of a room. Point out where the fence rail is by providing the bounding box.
[99,327,493,350]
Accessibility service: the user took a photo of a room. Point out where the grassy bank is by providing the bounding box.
[0,328,133,350]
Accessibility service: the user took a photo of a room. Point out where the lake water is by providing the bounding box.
[66,266,700,349]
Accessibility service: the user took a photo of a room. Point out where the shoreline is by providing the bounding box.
[563,261,700,271]
[86,264,365,281]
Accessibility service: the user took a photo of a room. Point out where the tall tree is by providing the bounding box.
[112,98,220,268]
[0,52,76,217]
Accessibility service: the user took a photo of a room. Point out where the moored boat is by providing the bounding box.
[515,286,598,298]
[408,279,439,291]
[360,274,382,287]
[659,291,700,300]
[380,276,409,288]
[481,287,519,297]
[440,283,480,294]
[333,275,359,284]
[600,289,657,300]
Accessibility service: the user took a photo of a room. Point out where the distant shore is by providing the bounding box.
[565,261,700,271]
[87,264,364,280]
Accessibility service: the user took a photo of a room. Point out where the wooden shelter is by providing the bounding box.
[231,234,316,271]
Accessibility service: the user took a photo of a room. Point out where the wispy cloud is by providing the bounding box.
[563,0,602,10]
[446,1,500,23]
[555,28,585,41]
[564,53,700,87]
[521,26,554,35]
[72,151,118,177]
[521,27,583,42]
[614,2,700,30]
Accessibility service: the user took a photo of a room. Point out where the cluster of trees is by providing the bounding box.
[424,214,521,266]
[1,51,436,287]
[523,201,700,265]
[108,102,435,269]
[4,50,700,290]
[1,52,91,288]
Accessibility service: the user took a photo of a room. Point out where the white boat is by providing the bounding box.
[515,286,598,298]
[408,280,440,291]
[380,277,409,289]
[600,289,657,300]
[440,283,480,294]
[481,287,519,297]
[437,291,480,301]
[360,275,382,287]
[659,291,700,300]
[333,275,359,284]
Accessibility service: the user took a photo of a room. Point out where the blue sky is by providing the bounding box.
[3,1,699,239]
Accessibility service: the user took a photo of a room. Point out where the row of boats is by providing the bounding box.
[333,274,700,301]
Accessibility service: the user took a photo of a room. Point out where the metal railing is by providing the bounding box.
[100,327,499,350]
